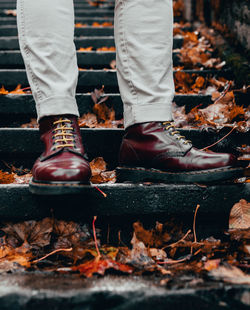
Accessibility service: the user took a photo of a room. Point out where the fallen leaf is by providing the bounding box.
[204,259,221,271]
[72,257,133,277]
[78,47,93,51]
[2,218,53,249]
[0,170,15,184]
[209,265,250,284]
[229,199,250,229]
[90,157,116,184]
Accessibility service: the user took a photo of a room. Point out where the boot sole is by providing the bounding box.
[116,166,246,184]
[29,178,90,195]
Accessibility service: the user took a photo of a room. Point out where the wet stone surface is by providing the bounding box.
[0,273,249,310]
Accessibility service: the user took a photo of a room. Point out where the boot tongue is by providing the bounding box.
[39,114,77,135]
[161,121,192,147]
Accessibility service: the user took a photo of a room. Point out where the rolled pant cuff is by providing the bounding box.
[124,101,173,129]
[36,96,80,122]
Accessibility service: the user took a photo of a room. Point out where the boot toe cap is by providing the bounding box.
[32,155,91,183]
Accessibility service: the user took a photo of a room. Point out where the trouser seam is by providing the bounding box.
[18,0,43,103]
[118,0,138,105]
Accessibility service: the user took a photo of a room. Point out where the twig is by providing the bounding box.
[191,204,200,255]
[31,248,72,264]
[94,186,107,197]
[213,81,232,105]
[158,244,202,265]
[157,256,190,265]
[162,229,192,249]
[19,87,31,92]
[93,216,101,257]
[194,248,202,256]
[200,126,237,151]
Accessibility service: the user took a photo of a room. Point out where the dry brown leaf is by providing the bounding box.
[4,9,16,16]
[78,47,93,51]
[72,257,133,277]
[13,173,32,184]
[209,265,250,284]
[90,157,116,184]
[2,218,53,249]
[0,170,15,184]
[92,22,113,27]
[229,199,250,229]
[75,23,87,27]
[204,259,221,271]
[97,46,116,51]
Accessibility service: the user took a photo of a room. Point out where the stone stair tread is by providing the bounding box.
[0,69,233,93]
[0,36,183,50]
[0,50,182,68]
[0,183,249,220]
[0,128,248,167]
[0,273,248,310]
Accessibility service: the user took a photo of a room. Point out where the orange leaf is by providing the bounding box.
[0,85,8,95]
[78,46,93,51]
[0,170,15,184]
[75,23,87,27]
[92,22,113,27]
[72,257,133,277]
[97,46,116,52]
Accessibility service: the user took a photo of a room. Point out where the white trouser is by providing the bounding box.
[16,0,174,128]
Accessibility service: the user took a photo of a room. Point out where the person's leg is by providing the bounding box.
[16,0,79,121]
[17,0,91,194]
[114,0,174,129]
[114,0,246,183]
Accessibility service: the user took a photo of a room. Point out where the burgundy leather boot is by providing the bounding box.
[117,121,246,183]
[29,114,91,194]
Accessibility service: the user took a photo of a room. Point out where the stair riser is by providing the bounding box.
[0,51,181,69]
[0,129,248,168]
[0,17,115,25]
[0,4,115,9]
[1,93,249,127]
[0,36,184,50]
[0,9,115,17]
[0,183,249,221]
[0,25,191,36]
[0,26,114,36]
[0,69,233,92]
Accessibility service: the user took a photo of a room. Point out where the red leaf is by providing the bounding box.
[72,257,133,277]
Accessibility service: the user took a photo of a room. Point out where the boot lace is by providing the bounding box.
[162,121,191,145]
[52,118,75,149]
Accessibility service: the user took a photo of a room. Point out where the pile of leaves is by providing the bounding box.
[78,87,123,128]
[176,31,226,70]
[0,200,249,286]
[173,83,250,130]
[173,0,184,17]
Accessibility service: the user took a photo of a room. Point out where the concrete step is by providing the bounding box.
[0,16,115,25]
[0,128,248,167]
[0,50,183,69]
[0,4,115,9]
[0,25,115,36]
[0,36,183,50]
[0,182,249,220]
[0,24,189,36]
[0,274,248,310]
[0,93,249,127]
[0,69,233,92]
[0,9,115,17]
